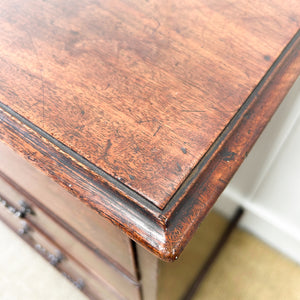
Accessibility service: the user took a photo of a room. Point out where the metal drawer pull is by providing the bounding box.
[18,220,30,235]
[0,197,33,218]
[62,272,85,290]
[34,243,64,266]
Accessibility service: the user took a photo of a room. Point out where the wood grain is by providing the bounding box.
[0,0,299,260]
[0,0,299,208]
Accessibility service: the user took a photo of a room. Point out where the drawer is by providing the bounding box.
[0,178,141,300]
[0,204,128,300]
[58,255,126,300]
[0,141,137,278]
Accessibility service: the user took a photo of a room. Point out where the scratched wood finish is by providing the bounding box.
[0,0,300,261]
[0,0,299,208]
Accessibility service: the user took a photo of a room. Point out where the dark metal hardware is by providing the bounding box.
[34,243,64,266]
[0,196,33,218]
[62,272,85,290]
[18,220,30,235]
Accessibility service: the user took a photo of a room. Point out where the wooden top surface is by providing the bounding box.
[0,0,300,259]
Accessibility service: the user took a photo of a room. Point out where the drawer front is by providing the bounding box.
[58,257,125,300]
[0,141,137,278]
[0,204,127,300]
[0,177,141,300]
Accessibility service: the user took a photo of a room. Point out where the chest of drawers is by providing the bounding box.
[0,1,300,299]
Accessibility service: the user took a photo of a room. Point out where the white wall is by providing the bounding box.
[214,76,300,264]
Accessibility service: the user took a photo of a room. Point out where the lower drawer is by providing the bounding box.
[0,195,141,300]
[0,141,137,277]
[0,208,123,300]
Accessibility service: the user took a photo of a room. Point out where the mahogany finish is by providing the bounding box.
[0,142,137,277]
[0,0,299,262]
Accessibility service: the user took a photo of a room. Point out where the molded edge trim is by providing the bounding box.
[159,29,300,260]
[0,30,299,261]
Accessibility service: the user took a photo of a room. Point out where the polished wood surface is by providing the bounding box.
[1,0,299,207]
[0,0,300,260]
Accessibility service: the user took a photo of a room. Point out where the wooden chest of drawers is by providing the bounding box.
[0,141,140,300]
[0,0,299,299]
